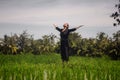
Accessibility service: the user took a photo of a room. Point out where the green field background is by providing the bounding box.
[0,53,120,80]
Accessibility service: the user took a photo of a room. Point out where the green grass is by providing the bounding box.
[0,53,120,80]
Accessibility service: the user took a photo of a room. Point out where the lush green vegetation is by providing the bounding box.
[0,53,120,80]
[0,1,119,80]
[0,30,120,60]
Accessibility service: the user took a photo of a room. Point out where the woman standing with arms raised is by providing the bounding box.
[53,23,83,63]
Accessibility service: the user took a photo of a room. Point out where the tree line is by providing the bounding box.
[0,30,120,60]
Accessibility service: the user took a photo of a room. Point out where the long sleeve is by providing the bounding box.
[68,28,76,32]
[56,27,62,32]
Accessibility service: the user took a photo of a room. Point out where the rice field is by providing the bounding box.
[0,53,120,80]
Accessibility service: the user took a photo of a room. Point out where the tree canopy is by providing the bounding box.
[111,0,120,26]
[0,30,119,60]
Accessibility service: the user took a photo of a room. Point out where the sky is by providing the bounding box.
[0,0,120,39]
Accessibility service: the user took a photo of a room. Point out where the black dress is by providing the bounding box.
[56,27,76,62]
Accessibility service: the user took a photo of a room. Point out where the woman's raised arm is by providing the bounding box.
[53,24,58,28]
[75,25,84,29]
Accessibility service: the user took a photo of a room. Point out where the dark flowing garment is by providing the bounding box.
[56,27,76,62]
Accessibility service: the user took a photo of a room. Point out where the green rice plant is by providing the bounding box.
[0,53,120,80]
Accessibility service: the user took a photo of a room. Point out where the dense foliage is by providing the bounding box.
[69,31,120,60]
[0,30,120,60]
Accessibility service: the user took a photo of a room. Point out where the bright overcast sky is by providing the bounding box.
[0,0,120,39]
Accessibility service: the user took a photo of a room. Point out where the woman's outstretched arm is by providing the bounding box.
[75,25,84,29]
[53,24,62,32]
[69,25,84,32]
[53,24,57,28]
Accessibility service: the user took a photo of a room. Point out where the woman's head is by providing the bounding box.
[63,23,69,28]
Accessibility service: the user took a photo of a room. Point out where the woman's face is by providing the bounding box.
[63,23,69,28]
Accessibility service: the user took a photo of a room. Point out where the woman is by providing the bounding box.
[53,23,83,62]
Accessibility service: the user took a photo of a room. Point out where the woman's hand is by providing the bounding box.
[53,24,58,28]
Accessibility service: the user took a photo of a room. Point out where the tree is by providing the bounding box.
[17,30,33,53]
[111,0,120,26]
[40,34,56,53]
[108,30,120,60]
[3,35,10,54]
[0,34,19,54]
[96,32,109,56]
[68,32,82,55]
[31,33,57,54]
